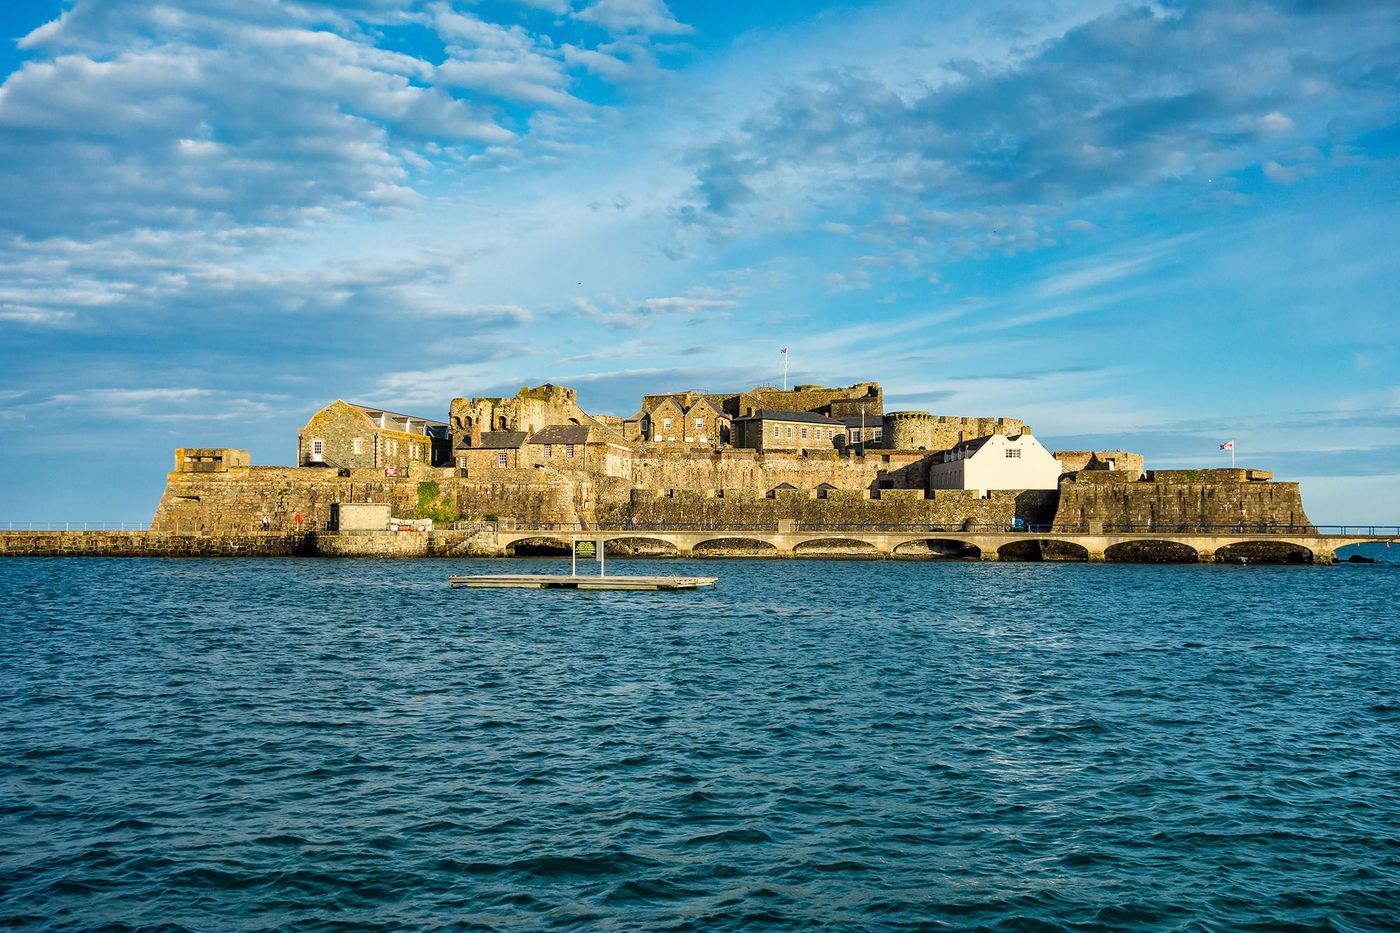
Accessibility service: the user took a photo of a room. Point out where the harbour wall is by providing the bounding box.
[1053,470,1313,529]
[0,529,496,559]
[607,487,1060,528]
[0,532,312,557]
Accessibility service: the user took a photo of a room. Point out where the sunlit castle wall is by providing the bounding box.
[882,412,1028,452]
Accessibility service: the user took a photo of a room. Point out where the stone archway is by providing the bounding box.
[603,536,680,557]
[506,536,573,556]
[792,538,880,558]
[892,538,981,559]
[692,537,780,557]
[1214,541,1313,564]
[1104,540,1199,563]
[997,539,1089,561]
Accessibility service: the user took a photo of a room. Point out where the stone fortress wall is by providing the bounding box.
[883,411,1027,452]
[141,381,1314,539]
[1055,469,1312,530]
[449,384,607,438]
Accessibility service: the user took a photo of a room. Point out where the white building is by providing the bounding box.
[926,432,1062,493]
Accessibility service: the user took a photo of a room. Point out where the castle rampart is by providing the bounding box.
[1053,472,1313,530]
[882,411,1026,451]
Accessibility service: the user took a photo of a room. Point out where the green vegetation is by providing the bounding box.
[415,481,459,525]
[1186,470,1200,481]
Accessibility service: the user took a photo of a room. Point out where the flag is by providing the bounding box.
[781,347,788,354]
[1219,440,1234,450]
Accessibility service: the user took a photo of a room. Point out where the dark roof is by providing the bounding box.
[346,401,449,429]
[734,409,843,426]
[952,434,999,454]
[457,431,528,450]
[837,416,881,428]
[527,424,592,445]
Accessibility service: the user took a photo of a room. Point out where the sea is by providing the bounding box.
[2,553,1398,931]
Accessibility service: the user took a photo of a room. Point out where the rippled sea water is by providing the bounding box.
[3,556,1399,930]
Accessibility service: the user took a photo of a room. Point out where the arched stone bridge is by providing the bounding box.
[495,522,1400,564]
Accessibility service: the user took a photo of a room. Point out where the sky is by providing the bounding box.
[0,0,1397,525]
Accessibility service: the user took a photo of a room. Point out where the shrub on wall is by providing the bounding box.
[415,481,459,525]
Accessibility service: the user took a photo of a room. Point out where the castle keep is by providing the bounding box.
[151,379,1314,551]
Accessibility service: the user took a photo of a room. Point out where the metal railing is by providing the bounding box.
[7,520,1390,538]
[503,521,781,533]
[1,522,150,532]
[503,521,1400,537]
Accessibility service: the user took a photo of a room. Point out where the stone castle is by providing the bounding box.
[150,379,1313,551]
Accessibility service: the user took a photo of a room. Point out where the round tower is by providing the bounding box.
[883,411,937,450]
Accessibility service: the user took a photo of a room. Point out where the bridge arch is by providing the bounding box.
[792,537,879,557]
[1104,540,1199,563]
[692,537,780,557]
[506,536,573,556]
[1214,540,1313,564]
[997,539,1090,562]
[602,536,680,557]
[892,538,981,560]
[1334,542,1393,564]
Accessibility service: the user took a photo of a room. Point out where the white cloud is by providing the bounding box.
[575,0,692,36]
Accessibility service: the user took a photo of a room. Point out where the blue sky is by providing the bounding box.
[0,0,1396,524]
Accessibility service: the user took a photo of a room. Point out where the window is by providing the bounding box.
[566,444,575,457]
[773,425,781,438]
[662,417,672,430]
[801,427,809,439]
[786,426,793,438]
[1005,448,1021,459]
[695,417,704,430]
[411,444,420,461]
[458,456,467,470]
[544,444,552,457]
[311,438,324,462]
[353,437,363,455]
[873,428,883,442]
[497,452,507,466]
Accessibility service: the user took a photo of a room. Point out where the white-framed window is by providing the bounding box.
[353,437,363,455]
[695,417,704,430]
[801,427,809,439]
[773,424,781,438]
[411,444,420,461]
[566,444,575,457]
[311,438,324,462]
[873,428,883,442]
[544,444,552,457]
[497,452,507,467]
[1005,448,1021,458]
[662,417,672,430]
[786,426,793,438]
[458,456,467,470]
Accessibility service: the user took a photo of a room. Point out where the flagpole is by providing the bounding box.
[781,348,788,390]
[1231,440,1235,469]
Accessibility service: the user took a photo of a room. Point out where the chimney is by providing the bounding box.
[470,418,482,448]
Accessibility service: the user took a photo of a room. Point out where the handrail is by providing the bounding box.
[1,522,151,532]
[500,521,1400,537]
[4,520,1394,537]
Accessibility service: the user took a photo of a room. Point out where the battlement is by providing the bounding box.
[882,412,1025,451]
[174,448,249,473]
